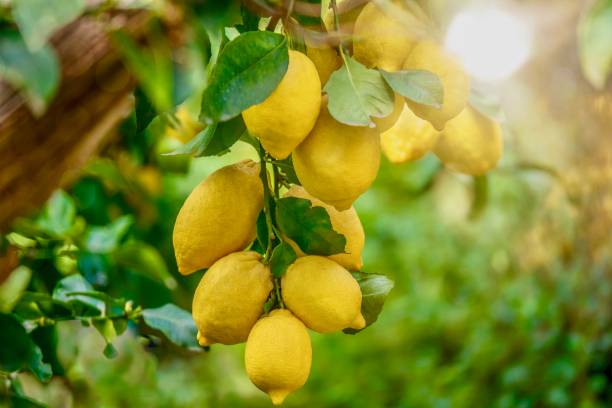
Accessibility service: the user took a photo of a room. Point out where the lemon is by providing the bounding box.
[282,256,365,333]
[192,251,272,346]
[403,41,470,131]
[293,102,380,211]
[381,104,439,163]
[173,160,263,275]
[433,106,503,175]
[322,0,365,35]
[306,45,341,86]
[245,309,312,405]
[353,1,427,71]
[284,185,365,270]
[242,50,321,160]
[166,105,204,144]
[373,93,405,132]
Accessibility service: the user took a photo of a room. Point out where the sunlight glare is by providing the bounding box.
[445,9,533,82]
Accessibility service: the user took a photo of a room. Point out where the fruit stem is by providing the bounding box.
[274,277,285,309]
[330,0,348,62]
[257,142,277,262]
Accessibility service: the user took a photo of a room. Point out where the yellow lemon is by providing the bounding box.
[166,105,204,144]
[284,185,365,270]
[322,0,366,35]
[282,256,365,333]
[433,106,503,175]
[245,309,312,405]
[242,50,321,159]
[192,252,272,346]
[373,93,405,132]
[403,41,471,131]
[173,160,263,275]
[306,45,341,86]
[293,102,380,211]
[353,1,427,71]
[381,104,439,163]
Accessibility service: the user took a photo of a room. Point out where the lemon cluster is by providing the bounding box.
[173,161,366,404]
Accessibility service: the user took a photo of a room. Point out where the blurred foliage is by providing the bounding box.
[1,0,611,407]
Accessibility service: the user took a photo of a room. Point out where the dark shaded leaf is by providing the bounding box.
[164,115,245,157]
[269,242,297,278]
[0,313,52,381]
[273,157,301,185]
[103,343,118,359]
[381,69,443,108]
[344,273,394,334]
[115,241,177,289]
[52,275,104,316]
[276,197,346,256]
[325,56,394,126]
[135,87,157,132]
[256,211,269,251]
[142,304,199,349]
[200,31,289,123]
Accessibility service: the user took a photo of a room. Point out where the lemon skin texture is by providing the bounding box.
[353,1,420,71]
[293,103,381,211]
[282,256,366,333]
[245,309,312,405]
[403,41,471,131]
[192,251,273,346]
[381,104,439,163]
[173,160,263,275]
[242,50,322,160]
[433,106,503,175]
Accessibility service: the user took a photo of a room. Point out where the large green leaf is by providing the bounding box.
[164,115,245,157]
[142,304,199,349]
[381,69,443,108]
[276,197,346,256]
[324,56,395,126]
[0,313,52,382]
[578,0,612,89]
[13,0,86,50]
[200,31,289,123]
[344,273,394,334]
[0,30,59,115]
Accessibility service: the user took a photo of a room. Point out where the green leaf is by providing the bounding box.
[84,216,134,254]
[0,30,59,116]
[578,0,612,89]
[273,157,301,185]
[0,266,32,313]
[112,30,173,112]
[0,313,52,381]
[344,273,394,334]
[1,393,48,408]
[103,343,118,359]
[142,304,199,349]
[13,292,73,321]
[52,275,104,315]
[135,87,157,132]
[276,197,346,256]
[114,241,177,289]
[35,190,76,237]
[200,31,289,123]
[13,0,86,50]
[469,175,488,220]
[381,69,443,108]
[324,55,395,126]
[164,115,245,157]
[269,242,297,278]
[256,211,269,251]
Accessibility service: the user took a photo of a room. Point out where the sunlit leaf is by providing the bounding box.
[200,31,289,123]
[325,56,395,126]
[381,69,443,108]
[142,304,199,349]
[344,273,394,334]
[84,216,134,254]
